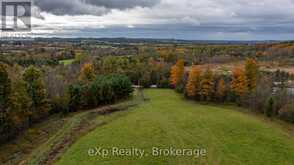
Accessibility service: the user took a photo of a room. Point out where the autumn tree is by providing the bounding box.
[245,58,259,91]
[216,78,226,102]
[170,59,184,88]
[199,68,214,101]
[185,66,201,98]
[136,61,152,88]
[79,63,95,82]
[23,66,49,121]
[0,63,11,140]
[0,63,11,109]
[150,58,170,88]
[230,68,248,101]
[158,47,177,63]
[8,80,32,127]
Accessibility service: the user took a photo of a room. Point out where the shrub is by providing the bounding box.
[139,71,152,88]
[157,78,170,88]
[279,103,294,123]
[175,82,185,93]
[51,96,69,115]
[265,97,274,118]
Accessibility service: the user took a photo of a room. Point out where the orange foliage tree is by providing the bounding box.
[170,59,184,87]
[185,66,201,98]
[230,68,248,98]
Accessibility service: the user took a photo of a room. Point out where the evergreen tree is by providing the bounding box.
[265,97,274,118]
[245,58,259,91]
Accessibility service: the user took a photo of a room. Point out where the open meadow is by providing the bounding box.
[56,89,294,165]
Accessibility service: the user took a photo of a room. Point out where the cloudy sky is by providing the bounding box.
[6,0,294,40]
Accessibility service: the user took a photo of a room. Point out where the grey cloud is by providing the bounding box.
[34,0,160,15]
[34,0,107,15]
[86,0,159,9]
[30,0,294,40]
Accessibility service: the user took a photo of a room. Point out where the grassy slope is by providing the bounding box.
[0,90,142,165]
[57,89,294,165]
[0,115,66,164]
[26,90,143,165]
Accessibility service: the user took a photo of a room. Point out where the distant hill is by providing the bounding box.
[1,37,283,45]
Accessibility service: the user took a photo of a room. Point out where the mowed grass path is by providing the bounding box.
[57,89,294,165]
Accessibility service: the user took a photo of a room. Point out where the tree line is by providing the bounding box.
[0,63,133,143]
[170,58,294,123]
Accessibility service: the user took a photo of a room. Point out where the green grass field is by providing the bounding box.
[57,89,294,165]
[59,59,75,65]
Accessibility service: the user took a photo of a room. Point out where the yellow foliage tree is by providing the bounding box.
[186,66,201,97]
[230,68,248,97]
[79,63,95,82]
[199,68,214,101]
[170,59,184,87]
[216,78,226,101]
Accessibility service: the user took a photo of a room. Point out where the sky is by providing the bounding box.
[3,0,294,40]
